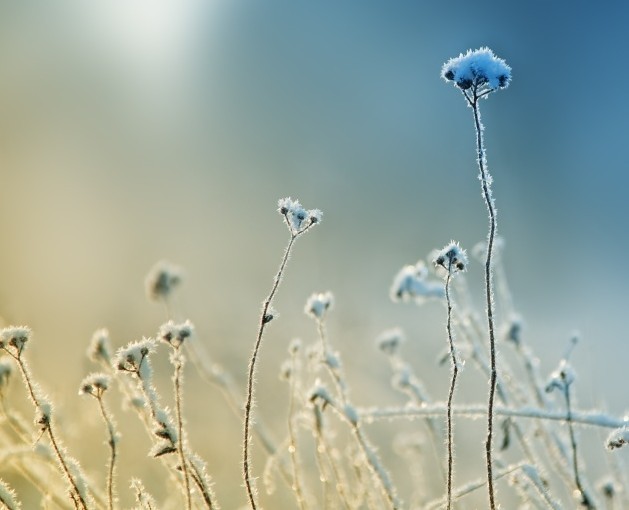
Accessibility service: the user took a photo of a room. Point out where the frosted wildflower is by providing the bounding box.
[158,320,194,348]
[442,47,511,92]
[434,241,468,275]
[606,426,629,450]
[0,326,31,356]
[376,328,405,355]
[545,359,575,393]
[390,261,444,302]
[78,373,110,397]
[88,328,112,364]
[278,197,322,235]
[145,260,182,302]
[304,291,334,320]
[113,338,156,376]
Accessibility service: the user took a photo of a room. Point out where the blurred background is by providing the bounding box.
[0,0,628,507]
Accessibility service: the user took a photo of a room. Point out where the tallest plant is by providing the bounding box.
[441,47,511,510]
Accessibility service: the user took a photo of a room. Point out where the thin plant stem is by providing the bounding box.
[96,396,117,510]
[444,269,458,510]
[465,85,499,510]
[286,352,307,510]
[357,403,628,429]
[6,351,89,510]
[173,352,192,510]
[244,232,297,509]
[564,385,595,509]
[188,458,216,510]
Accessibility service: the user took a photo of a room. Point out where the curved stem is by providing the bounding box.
[8,352,89,510]
[445,271,458,510]
[97,396,117,510]
[469,91,498,510]
[564,386,595,509]
[174,354,192,510]
[243,233,297,509]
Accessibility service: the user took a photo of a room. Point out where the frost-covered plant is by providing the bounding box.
[442,47,511,510]
[243,197,321,509]
[2,51,629,510]
[79,373,118,510]
[433,241,467,510]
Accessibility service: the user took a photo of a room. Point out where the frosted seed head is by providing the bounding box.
[308,209,323,224]
[277,197,322,235]
[606,426,629,450]
[145,260,183,303]
[114,338,156,374]
[390,261,444,303]
[308,381,332,406]
[305,291,335,320]
[88,328,112,364]
[376,328,405,355]
[35,397,53,430]
[158,320,194,348]
[0,326,31,355]
[79,372,110,397]
[434,241,468,276]
[442,47,511,93]
[545,359,576,393]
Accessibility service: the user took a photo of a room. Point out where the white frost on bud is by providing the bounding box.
[433,241,468,276]
[390,261,444,303]
[606,426,629,450]
[376,328,405,355]
[545,359,576,393]
[278,197,322,235]
[0,326,31,354]
[114,338,156,375]
[158,320,194,348]
[305,291,334,320]
[88,328,112,365]
[79,373,110,397]
[145,260,183,302]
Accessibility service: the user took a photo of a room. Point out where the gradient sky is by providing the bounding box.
[0,1,627,505]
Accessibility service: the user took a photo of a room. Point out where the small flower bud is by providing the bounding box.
[145,260,183,303]
[304,292,334,320]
